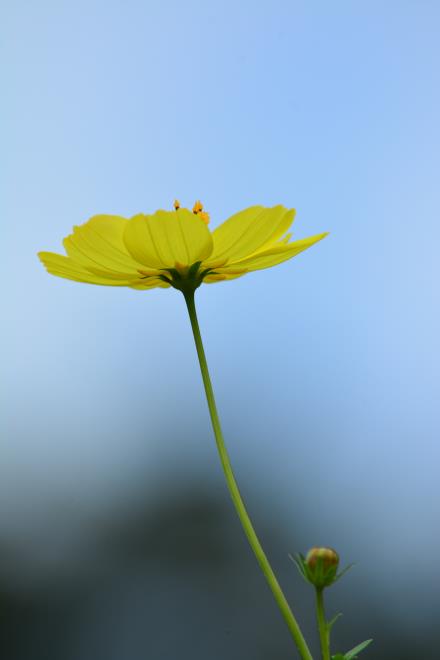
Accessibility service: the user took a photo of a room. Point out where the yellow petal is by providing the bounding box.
[219,233,328,273]
[38,252,167,290]
[204,271,247,283]
[38,252,133,286]
[203,274,228,283]
[63,215,150,278]
[211,206,295,262]
[130,278,171,290]
[123,208,213,269]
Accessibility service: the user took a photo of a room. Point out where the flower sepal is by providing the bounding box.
[163,260,216,294]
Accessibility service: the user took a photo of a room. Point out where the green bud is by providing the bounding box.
[305,547,339,588]
[291,546,352,590]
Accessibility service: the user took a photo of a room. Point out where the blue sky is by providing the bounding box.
[2,0,440,629]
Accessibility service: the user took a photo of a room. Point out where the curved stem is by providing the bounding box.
[184,290,313,660]
[315,589,330,660]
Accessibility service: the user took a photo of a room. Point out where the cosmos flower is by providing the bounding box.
[38,198,331,660]
[38,201,327,291]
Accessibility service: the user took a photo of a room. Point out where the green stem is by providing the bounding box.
[315,589,330,660]
[184,290,313,660]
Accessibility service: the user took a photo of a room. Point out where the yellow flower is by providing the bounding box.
[38,202,328,292]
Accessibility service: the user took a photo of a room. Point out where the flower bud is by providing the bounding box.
[305,547,339,589]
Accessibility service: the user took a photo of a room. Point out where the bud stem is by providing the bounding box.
[316,588,330,660]
[184,290,313,660]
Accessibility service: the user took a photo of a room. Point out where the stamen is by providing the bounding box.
[173,199,180,210]
[192,200,209,224]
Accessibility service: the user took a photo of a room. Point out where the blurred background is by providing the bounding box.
[2,1,440,658]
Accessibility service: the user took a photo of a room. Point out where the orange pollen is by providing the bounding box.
[197,211,210,224]
[173,199,180,210]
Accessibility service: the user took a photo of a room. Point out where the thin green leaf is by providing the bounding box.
[344,638,373,659]
[331,654,345,659]
[328,612,343,632]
